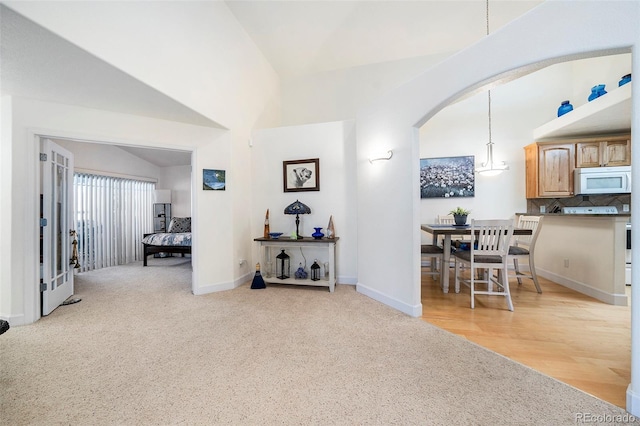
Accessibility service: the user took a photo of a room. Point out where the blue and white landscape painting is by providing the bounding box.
[420,156,474,198]
[203,169,226,190]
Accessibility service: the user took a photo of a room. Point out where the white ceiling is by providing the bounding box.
[1,1,543,167]
[225,0,542,77]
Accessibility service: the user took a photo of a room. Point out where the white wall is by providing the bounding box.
[53,139,162,182]
[0,97,227,325]
[158,166,192,218]
[251,120,357,284]
[4,1,280,130]
[282,54,450,126]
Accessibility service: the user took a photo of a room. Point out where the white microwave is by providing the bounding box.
[574,166,631,195]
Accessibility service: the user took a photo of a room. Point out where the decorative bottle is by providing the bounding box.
[557,100,573,117]
[263,209,270,238]
[327,215,335,238]
[250,263,266,289]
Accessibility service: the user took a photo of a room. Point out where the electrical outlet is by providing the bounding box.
[623,204,630,212]
[563,258,569,268]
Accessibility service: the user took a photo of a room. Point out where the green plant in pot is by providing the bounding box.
[450,207,471,225]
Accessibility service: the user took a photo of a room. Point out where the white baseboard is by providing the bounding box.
[338,275,357,285]
[0,313,26,327]
[536,268,628,306]
[627,385,640,417]
[356,282,422,317]
[193,271,252,295]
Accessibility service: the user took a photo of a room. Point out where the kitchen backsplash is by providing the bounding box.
[527,194,631,214]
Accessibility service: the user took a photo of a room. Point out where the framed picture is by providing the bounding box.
[203,169,226,190]
[283,158,320,192]
[420,155,475,198]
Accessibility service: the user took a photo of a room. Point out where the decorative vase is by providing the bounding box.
[327,215,335,238]
[619,73,632,87]
[597,84,607,97]
[557,100,573,117]
[589,84,607,102]
[453,214,467,226]
[312,227,324,239]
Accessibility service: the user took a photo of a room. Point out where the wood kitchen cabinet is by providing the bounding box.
[524,142,575,198]
[575,135,631,168]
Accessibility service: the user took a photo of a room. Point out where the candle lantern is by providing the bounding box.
[310,260,321,281]
[276,249,290,280]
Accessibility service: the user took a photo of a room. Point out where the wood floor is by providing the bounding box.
[420,270,631,408]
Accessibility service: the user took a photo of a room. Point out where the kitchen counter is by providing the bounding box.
[531,214,627,305]
[518,212,631,218]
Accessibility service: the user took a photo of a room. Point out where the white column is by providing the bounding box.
[627,43,640,416]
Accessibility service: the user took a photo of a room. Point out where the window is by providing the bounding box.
[74,173,154,272]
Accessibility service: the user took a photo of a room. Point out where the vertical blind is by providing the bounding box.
[74,173,155,272]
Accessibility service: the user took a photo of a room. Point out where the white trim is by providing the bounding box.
[356,282,422,317]
[627,385,640,419]
[0,313,25,327]
[193,271,252,295]
[75,167,158,183]
[537,268,628,306]
[337,276,357,285]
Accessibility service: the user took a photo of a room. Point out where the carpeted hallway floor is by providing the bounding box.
[0,258,636,425]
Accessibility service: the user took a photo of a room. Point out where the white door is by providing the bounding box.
[41,138,75,316]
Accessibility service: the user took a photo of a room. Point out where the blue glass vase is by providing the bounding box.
[312,227,324,239]
[619,74,631,87]
[557,100,573,117]
[588,84,607,102]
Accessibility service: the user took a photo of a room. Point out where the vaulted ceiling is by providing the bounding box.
[0,1,542,166]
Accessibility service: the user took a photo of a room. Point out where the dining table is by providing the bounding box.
[421,223,533,293]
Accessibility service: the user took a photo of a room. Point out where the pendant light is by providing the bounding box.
[476,0,509,177]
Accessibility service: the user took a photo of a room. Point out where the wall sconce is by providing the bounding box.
[369,150,394,163]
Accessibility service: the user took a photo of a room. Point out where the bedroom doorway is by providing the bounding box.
[34,134,194,322]
[40,138,75,316]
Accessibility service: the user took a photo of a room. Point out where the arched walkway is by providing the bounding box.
[355,0,640,414]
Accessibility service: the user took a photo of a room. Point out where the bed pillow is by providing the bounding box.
[167,217,191,233]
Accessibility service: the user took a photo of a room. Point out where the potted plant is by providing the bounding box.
[450,207,471,225]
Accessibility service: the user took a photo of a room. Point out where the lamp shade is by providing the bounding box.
[155,190,172,204]
[284,200,311,215]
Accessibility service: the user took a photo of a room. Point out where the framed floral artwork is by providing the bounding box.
[420,156,475,198]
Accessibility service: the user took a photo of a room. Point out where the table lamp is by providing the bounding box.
[284,199,311,239]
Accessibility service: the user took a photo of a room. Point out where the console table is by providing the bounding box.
[253,237,339,292]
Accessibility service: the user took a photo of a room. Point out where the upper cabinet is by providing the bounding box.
[525,135,630,199]
[525,142,575,199]
[575,135,631,168]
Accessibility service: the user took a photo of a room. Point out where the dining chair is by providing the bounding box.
[453,219,515,311]
[508,215,544,293]
[421,244,444,280]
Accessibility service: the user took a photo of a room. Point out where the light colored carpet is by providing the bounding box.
[1,257,636,425]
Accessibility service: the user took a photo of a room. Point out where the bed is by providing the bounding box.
[142,217,191,266]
